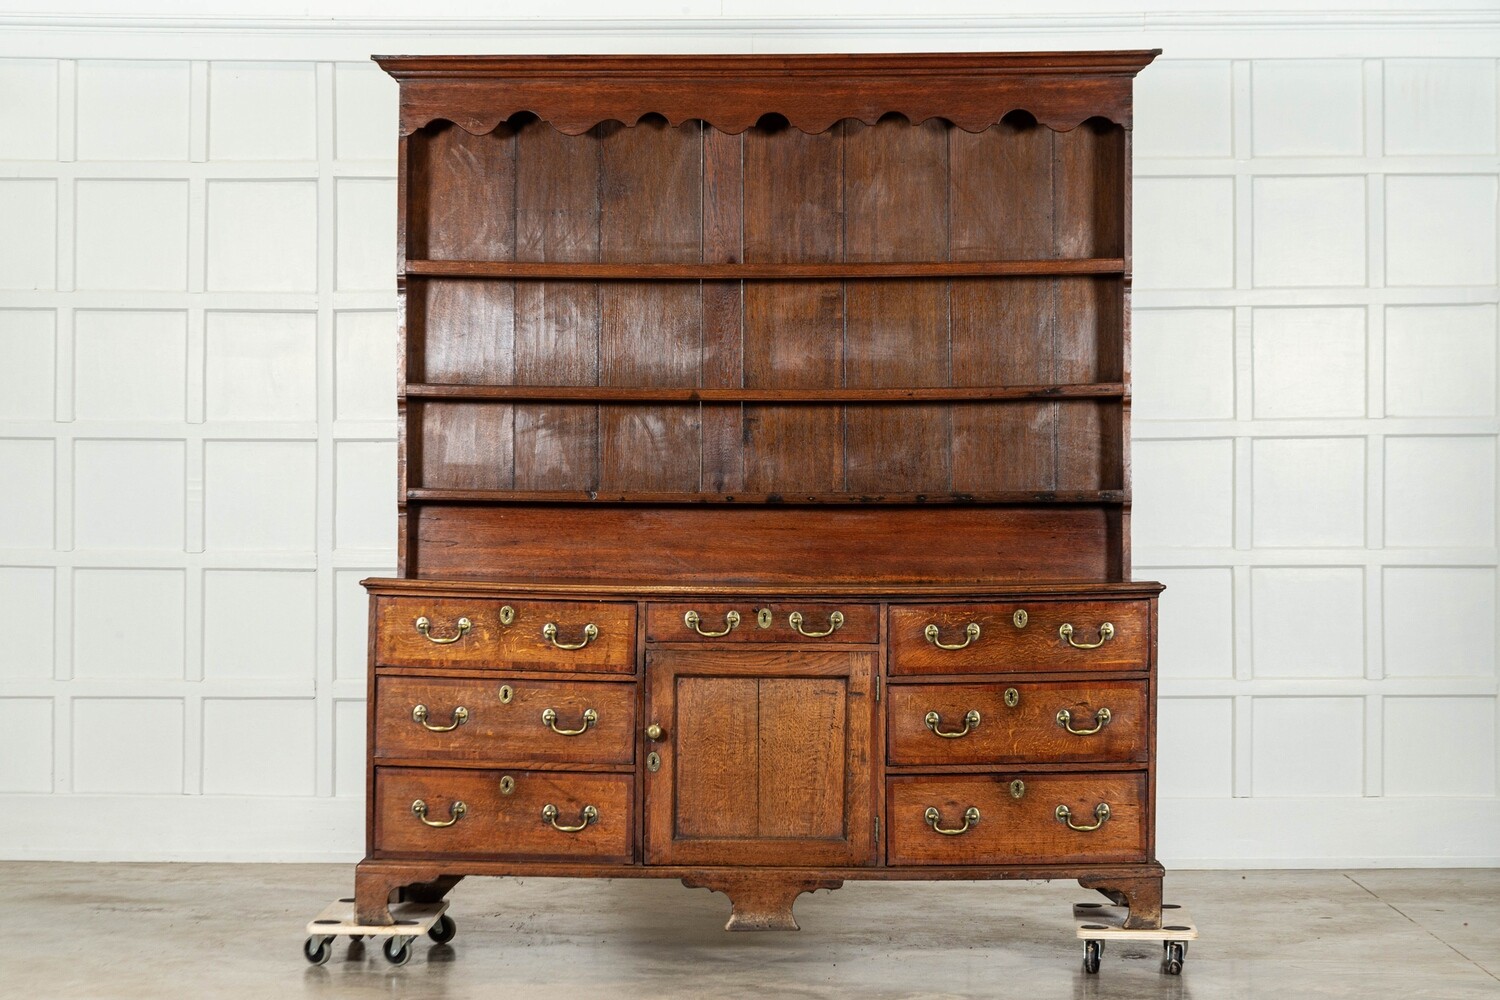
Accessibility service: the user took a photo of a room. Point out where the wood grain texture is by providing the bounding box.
[514,120,600,490]
[374,766,634,862]
[375,596,636,673]
[886,772,1147,865]
[598,118,702,492]
[889,599,1150,674]
[886,681,1148,765]
[376,51,1161,136]
[375,675,637,764]
[414,505,1117,585]
[645,602,879,645]
[645,649,875,867]
[743,120,845,492]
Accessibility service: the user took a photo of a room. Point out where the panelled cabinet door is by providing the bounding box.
[644,649,878,866]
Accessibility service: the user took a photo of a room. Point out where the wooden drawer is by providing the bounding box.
[645,601,878,644]
[374,676,636,765]
[889,600,1149,675]
[374,766,634,862]
[887,681,1147,766]
[374,597,636,673]
[886,773,1147,866]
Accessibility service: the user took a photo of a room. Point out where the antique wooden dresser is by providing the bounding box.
[357,50,1166,936]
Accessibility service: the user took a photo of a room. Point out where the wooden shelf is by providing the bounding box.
[405,383,1127,403]
[407,489,1128,505]
[405,259,1126,280]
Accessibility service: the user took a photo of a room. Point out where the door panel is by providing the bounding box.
[645,649,877,866]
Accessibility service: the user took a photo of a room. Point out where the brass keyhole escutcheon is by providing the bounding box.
[1013,609,1028,629]
[498,684,514,704]
[1004,687,1020,708]
[499,604,516,626]
[646,751,661,773]
[756,608,773,629]
[499,775,516,796]
[1010,779,1026,799]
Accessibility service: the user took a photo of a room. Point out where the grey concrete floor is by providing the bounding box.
[0,864,1496,999]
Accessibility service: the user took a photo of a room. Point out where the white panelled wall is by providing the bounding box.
[0,9,1496,865]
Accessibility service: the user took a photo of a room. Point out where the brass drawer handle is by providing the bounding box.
[1056,802,1111,832]
[1059,621,1115,650]
[924,622,981,650]
[1056,706,1112,736]
[541,707,598,736]
[414,615,470,645]
[788,610,844,638]
[924,709,981,739]
[411,799,466,828]
[542,621,598,650]
[542,803,598,833]
[684,609,739,637]
[411,704,468,732]
[924,806,980,836]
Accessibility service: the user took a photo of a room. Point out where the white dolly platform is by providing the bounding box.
[1074,902,1197,975]
[303,898,455,966]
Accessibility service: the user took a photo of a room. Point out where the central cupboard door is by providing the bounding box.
[644,649,878,866]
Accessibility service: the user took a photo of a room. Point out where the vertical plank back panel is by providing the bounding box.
[514,122,601,490]
[742,120,845,492]
[598,119,704,491]
[701,129,746,492]
[843,117,951,493]
[949,119,1056,492]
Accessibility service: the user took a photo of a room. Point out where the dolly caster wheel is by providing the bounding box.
[1083,939,1103,974]
[428,913,456,944]
[303,936,333,966]
[383,936,413,966]
[1163,940,1187,975]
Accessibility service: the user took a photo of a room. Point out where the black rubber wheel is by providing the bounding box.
[428,913,456,944]
[303,936,333,966]
[1083,939,1102,974]
[1163,941,1185,976]
[383,936,413,966]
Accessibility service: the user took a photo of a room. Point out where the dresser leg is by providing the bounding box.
[681,874,844,931]
[355,864,459,926]
[1077,873,1164,930]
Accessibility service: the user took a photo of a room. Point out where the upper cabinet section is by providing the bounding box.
[375,51,1160,137]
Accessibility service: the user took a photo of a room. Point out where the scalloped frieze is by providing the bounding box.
[377,50,1159,138]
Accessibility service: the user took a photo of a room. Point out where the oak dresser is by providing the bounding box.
[356,50,1167,935]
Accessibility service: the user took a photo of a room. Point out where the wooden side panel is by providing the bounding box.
[757,677,847,838]
[843,118,950,493]
[514,121,601,490]
[598,119,703,491]
[675,676,759,838]
[414,505,1116,585]
[950,120,1056,492]
[742,122,844,492]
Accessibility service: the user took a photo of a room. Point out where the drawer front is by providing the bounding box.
[645,602,879,645]
[374,766,634,862]
[375,597,636,673]
[889,600,1149,675]
[887,681,1148,765]
[375,676,636,765]
[886,773,1147,866]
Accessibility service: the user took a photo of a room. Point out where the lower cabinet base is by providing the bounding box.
[354,858,1165,932]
